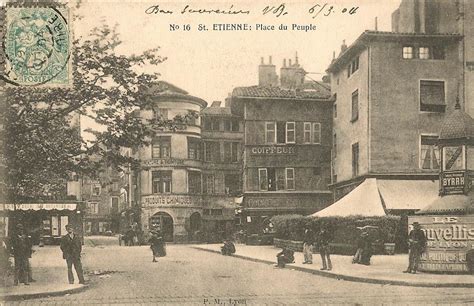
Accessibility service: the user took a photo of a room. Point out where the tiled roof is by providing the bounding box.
[144,81,207,108]
[439,106,474,140]
[232,81,331,100]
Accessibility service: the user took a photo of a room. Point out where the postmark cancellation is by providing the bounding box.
[3,4,71,86]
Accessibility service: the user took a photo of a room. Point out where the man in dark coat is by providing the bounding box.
[404,222,426,274]
[60,224,85,284]
[317,226,333,271]
[221,239,236,256]
[275,248,295,268]
[10,224,32,285]
[302,226,315,264]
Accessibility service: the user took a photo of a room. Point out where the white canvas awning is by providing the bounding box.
[0,203,77,211]
[311,178,439,217]
[377,179,438,210]
[312,179,386,217]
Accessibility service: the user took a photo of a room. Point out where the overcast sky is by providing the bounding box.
[76,0,401,105]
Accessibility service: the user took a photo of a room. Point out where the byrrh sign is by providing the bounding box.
[441,171,466,195]
[409,216,474,272]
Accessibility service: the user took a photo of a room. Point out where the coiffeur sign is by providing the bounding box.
[409,216,474,272]
[250,146,296,155]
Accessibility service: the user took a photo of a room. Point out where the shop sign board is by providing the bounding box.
[250,146,296,155]
[143,158,185,167]
[441,171,467,195]
[409,216,474,272]
[142,195,200,207]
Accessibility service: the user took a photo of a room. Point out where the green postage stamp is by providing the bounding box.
[4,5,70,86]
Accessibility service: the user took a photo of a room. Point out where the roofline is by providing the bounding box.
[326,30,463,74]
[152,94,208,108]
[232,95,333,102]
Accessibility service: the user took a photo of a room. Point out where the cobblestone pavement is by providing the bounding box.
[5,244,474,305]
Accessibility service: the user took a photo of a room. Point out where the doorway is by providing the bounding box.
[150,212,174,242]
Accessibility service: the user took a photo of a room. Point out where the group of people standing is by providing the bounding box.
[277,225,333,270]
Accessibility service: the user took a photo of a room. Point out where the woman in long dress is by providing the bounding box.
[149,231,165,262]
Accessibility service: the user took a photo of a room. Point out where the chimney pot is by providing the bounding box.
[269,56,272,64]
[289,59,292,66]
[283,59,287,67]
[261,57,264,65]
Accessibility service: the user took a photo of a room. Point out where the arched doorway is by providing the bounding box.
[149,212,174,242]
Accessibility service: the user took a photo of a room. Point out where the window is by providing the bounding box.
[348,56,359,77]
[87,202,99,214]
[187,137,202,160]
[265,122,276,144]
[352,143,359,177]
[152,171,172,193]
[432,46,445,60]
[312,123,321,144]
[203,118,212,130]
[211,209,223,216]
[276,122,286,143]
[258,168,268,191]
[286,168,295,190]
[188,171,201,194]
[420,80,445,112]
[152,136,171,158]
[258,168,295,191]
[224,142,239,162]
[420,135,440,170]
[231,119,239,132]
[224,119,232,131]
[204,141,221,162]
[333,133,337,158]
[419,47,430,59]
[210,118,220,131]
[351,90,359,122]
[403,46,414,59]
[286,122,295,143]
[224,174,241,195]
[303,122,311,143]
[111,197,119,214]
[203,174,214,194]
[91,184,101,196]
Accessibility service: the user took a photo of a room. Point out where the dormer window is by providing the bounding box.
[347,56,359,78]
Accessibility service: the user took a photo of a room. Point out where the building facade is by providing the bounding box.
[327,0,471,215]
[231,56,333,234]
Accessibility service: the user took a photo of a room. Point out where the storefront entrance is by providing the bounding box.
[150,212,174,242]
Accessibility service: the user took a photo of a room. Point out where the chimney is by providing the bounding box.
[258,55,278,87]
[295,52,299,66]
[280,53,306,90]
[261,57,264,64]
[340,40,348,55]
[211,101,221,107]
[332,51,336,62]
[283,59,287,67]
[375,17,378,31]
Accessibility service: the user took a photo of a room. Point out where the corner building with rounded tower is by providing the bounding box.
[136,82,207,242]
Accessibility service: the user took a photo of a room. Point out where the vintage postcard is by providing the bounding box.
[1,0,474,305]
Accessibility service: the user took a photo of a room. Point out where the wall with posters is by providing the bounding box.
[409,215,474,272]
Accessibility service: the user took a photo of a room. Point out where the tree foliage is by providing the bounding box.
[1,23,195,202]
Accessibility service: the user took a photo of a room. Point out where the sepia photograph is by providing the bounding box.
[1,0,474,304]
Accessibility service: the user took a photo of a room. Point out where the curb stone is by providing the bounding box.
[192,246,474,289]
[1,284,89,301]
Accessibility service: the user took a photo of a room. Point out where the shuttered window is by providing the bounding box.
[420,80,445,112]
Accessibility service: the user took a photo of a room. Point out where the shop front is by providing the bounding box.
[0,202,84,245]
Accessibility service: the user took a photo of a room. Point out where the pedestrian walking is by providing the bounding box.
[404,222,426,274]
[302,225,315,264]
[10,224,32,285]
[275,248,295,268]
[317,226,332,271]
[149,230,165,262]
[60,224,85,284]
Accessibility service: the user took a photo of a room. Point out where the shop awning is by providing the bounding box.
[377,180,439,210]
[417,194,474,215]
[312,179,386,217]
[0,203,77,211]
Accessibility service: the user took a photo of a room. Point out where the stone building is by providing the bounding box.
[326,0,471,215]
[230,56,333,234]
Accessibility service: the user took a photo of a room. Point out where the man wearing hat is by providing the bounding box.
[10,224,32,285]
[404,222,426,274]
[60,224,85,284]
